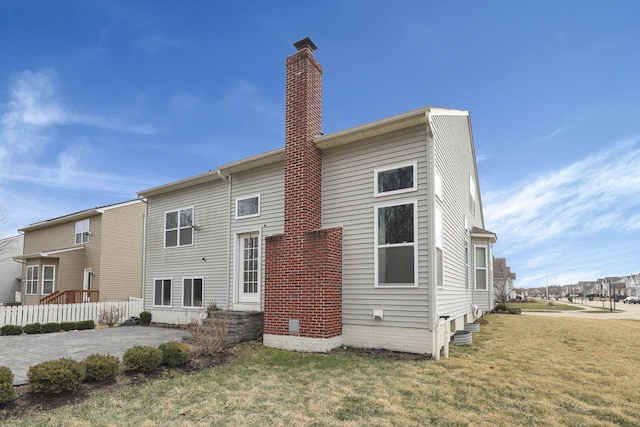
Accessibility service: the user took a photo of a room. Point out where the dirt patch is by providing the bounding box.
[0,351,232,422]
[331,346,433,361]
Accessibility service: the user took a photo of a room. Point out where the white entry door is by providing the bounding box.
[237,232,260,304]
[83,268,92,302]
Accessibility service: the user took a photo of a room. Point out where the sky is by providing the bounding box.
[1,1,638,288]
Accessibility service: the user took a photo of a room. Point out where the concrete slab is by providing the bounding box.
[0,326,190,385]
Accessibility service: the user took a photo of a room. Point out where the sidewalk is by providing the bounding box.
[0,326,189,385]
[522,297,640,320]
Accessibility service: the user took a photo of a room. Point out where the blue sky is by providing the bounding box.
[1,1,638,288]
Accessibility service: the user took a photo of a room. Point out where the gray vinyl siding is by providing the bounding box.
[228,162,285,308]
[431,114,488,317]
[0,235,22,303]
[322,125,431,329]
[143,180,229,315]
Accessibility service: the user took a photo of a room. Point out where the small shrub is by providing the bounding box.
[0,325,22,336]
[42,322,61,333]
[60,322,78,331]
[159,341,190,366]
[139,311,152,326]
[28,358,86,394]
[84,354,120,382]
[188,315,227,357]
[495,304,508,312]
[23,323,43,335]
[98,305,125,328]
[77,320,96,330]
[123,346,163,373]
[0,366,15,403]
[205,301,219,318]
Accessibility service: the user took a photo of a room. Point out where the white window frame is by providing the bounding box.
[474,245,488,291]
[235,194,261,219]
[164,207,194,248]
[153,278,172,307]
[434,169,443,201]
[182,277,204,308]
[464,217,470,290]
[41,265,55,295]
[374,199,418,288]
[75,219,90,245]
[26,265,38,295]
[374,161,417,197]
[234,231,261,307]
[435,208,444,288]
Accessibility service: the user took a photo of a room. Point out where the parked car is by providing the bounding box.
[623,296,640,304]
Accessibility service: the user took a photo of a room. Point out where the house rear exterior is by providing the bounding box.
[0,235,23,304]
[138,38,495,356]
[15,200,146,304]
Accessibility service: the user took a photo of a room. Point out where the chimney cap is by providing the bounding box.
[293,37,317,52]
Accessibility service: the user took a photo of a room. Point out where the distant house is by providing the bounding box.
[14,200,146,305]
[0,235,23,304]
[493,258,516,302]
[138,38,496,356]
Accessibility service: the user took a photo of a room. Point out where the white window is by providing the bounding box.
[374,162,417,196]
[435,208,443,288]
[434,170,442,201]
[42,265,55,295]
[236,232,260,304]
[236,195,260,219]
[464,217,470,290]
[165,208,193,247]
[375,201,417,287]
[475,246,487,290]
[154,279,172,306]
[26,265,38,295]
[183,278,203,308]
[75,219,90,244]
[469,174,476,214]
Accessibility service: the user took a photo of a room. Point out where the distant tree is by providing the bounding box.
[493,258,514,305]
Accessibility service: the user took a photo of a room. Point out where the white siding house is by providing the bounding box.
[138,38,495,357]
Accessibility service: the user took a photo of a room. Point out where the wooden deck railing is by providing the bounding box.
[40,290,100,305]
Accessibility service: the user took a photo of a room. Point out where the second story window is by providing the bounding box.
[374,162,417,197]
[236,195,260,219]
[165,207,193,248]
[75,219,90,244]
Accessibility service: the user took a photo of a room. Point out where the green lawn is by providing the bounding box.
[4,314,640,426]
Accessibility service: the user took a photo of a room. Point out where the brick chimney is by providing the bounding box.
[263,38,343,352]
[284,37,323,233]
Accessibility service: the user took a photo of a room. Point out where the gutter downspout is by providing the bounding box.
[138,196,148,306]
[218,170,232,310]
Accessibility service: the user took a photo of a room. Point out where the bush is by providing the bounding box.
[159,341,190,366]
[123,346,163,373]
[188,315,227,357]
[60,322,78,331]
[42,322,61,333]
[495,304,508,312]
[23,323,43,334]
[28,358,86,394]
[139,311,152,326]
[84,354,120,382]
[77,320,96,330]
[0,325,22,336]
[0,366,15,403]
[98,305,125,328]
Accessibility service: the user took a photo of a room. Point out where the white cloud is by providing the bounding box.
[484,137,640,287]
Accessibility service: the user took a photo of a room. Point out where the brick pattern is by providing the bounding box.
[264,40,343,341]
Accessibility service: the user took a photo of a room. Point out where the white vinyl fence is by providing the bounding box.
[0,299,144,328]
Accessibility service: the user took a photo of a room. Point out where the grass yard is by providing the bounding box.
[507,298,584,311]
[4,314,640,426]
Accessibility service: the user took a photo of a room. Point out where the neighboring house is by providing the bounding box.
[623,274,640,297]
[138,38,496,356]
[493,258,516,302]
[0,235,23,304]
[14,200,146,305]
